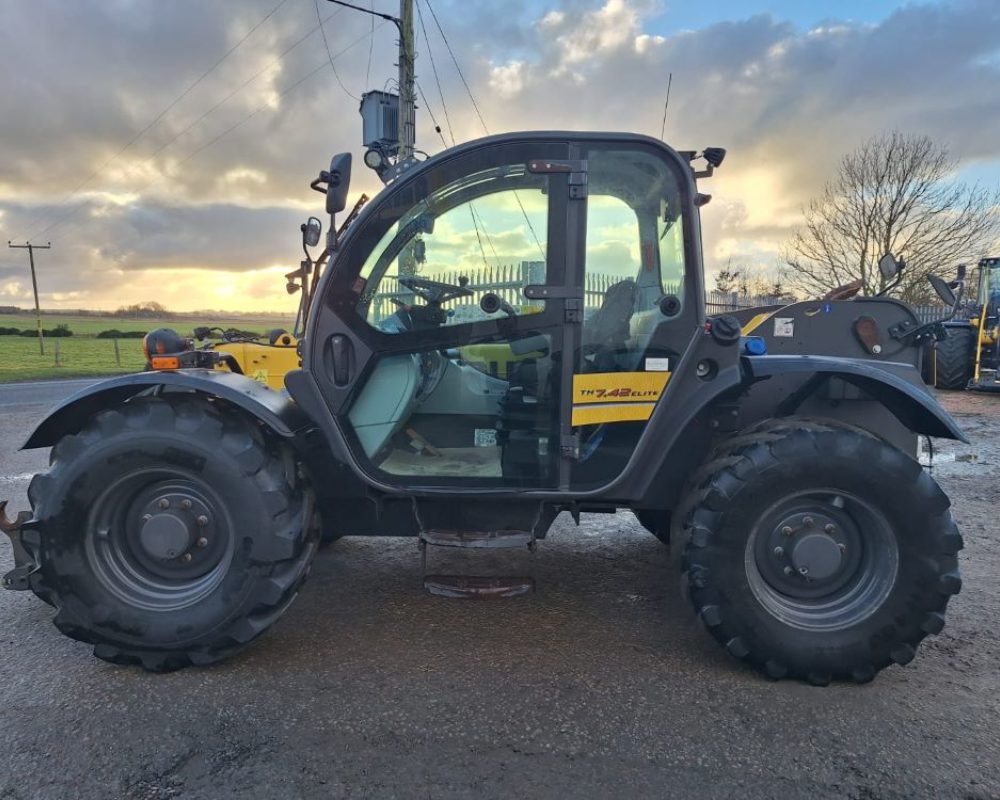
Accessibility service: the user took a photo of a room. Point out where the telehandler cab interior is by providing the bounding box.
[1,132,966,684]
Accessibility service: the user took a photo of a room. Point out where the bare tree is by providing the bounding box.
[785,132,1000,303]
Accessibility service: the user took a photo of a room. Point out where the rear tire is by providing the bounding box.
[932,326,975,389]
[681,421,962,684]
[23,396,318,671]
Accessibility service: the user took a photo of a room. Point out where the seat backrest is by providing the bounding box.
[585,278,637,349]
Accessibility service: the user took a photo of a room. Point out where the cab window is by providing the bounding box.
[356,165,549,333]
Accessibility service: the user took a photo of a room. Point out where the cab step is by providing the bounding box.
[419,529,536,598]
[419,529,534,549]
[423,574,534,598]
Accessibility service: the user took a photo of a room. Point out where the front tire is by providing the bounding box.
[681,421,962,684]
[932,326,975,389]
[23,396,318,671]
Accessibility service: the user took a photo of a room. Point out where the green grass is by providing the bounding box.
[0,313,295,383]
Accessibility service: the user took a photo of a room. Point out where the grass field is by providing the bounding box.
[0,313,294,383]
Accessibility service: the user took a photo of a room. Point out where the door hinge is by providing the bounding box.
[564,298,583,323]
[527,159,588,198]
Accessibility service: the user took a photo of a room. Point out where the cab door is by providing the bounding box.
[306,139,582,489]
[566,142,700,490]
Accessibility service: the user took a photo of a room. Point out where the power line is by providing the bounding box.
[421,0,545,261]
[423,0,489,134]
[365,0,376,86]
[659,72,673,140]
[314,0,360,100]
[37,6,354,242]
[415,0,454,145]
[20,0,293,239]
[46,23,384,244]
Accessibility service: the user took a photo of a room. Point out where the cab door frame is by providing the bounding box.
[303,138,584,489]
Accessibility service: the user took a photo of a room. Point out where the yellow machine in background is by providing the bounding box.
[931,257,1000,390]
[214,332,300,391]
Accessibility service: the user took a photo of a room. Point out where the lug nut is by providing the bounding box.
[141,514,152,523]
[803,516,814,527]
[798,566,809,575]
[158,498,170,510]
[773,546,785,558]
[838,543,847,553]
[196,515,209,527]
[824,524,836,534]
[196,537,208,548]
[783,566,794,576]
[781,526,793,536]
[180,499,192,510]
[181,553,193,563]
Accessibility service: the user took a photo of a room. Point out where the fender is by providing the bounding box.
[744,355,968,443]
[23,369,312,450]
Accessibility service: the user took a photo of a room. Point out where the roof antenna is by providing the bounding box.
[659,72,673,141]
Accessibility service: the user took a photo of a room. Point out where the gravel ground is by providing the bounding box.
[0,386,998,799]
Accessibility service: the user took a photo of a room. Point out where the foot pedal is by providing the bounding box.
[419,529,536,597]
[423,574,535,598]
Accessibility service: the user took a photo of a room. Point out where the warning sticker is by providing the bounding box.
[773,317,795,337]
[644,357,671,372]
[252,368,269,385]
[474,428,497,447]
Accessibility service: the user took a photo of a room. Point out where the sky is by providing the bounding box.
[1,0,998,313]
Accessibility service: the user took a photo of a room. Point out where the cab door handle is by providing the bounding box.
[328,335,354,386]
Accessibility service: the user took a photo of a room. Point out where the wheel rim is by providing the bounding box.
[85,468,235,612]
[744,490,899,631]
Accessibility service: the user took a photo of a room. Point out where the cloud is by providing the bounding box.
[1,0,999,309]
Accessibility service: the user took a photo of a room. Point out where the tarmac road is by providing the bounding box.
[1,381,998,799]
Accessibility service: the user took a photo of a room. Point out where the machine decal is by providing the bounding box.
[773,317,795,337]
[571,371,671,425]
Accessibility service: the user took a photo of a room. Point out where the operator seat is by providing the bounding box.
[582,278,638,371]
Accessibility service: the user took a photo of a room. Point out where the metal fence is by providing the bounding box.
[368,265,961,326]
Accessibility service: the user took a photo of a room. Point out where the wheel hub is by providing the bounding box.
[757,505,862,600]
[131,490,216,576]
[789,532,843,581]
[139,512,192,561]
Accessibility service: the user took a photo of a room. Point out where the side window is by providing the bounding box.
[356,166,549,332]
[585,195,641,301]
[585,149,687,316]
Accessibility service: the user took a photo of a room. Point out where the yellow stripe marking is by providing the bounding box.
[742,311,774,334]
[570,371,671,425]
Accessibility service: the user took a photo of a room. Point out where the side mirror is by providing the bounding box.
[301,217,322,248]
[878,253,901,281]
[325,152,352,215]
[928,273,957,308]
[956,263,967,281]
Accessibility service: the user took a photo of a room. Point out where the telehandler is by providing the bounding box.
[930,257,1000,390]
[1,132,966,684]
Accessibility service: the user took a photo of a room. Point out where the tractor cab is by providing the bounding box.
[293,133,707,493]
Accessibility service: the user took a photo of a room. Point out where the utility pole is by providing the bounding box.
[397,0,416,161]
[325,0,418,278]
[396,0,417,279]
[7,241,50,355]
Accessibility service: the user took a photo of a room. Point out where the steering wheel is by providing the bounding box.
[397,275,474,305]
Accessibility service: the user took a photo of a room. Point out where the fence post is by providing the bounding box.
[54,340,60,367]
[114,338,121,366]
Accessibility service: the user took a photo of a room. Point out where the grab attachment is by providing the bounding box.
[1,500,36,591]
